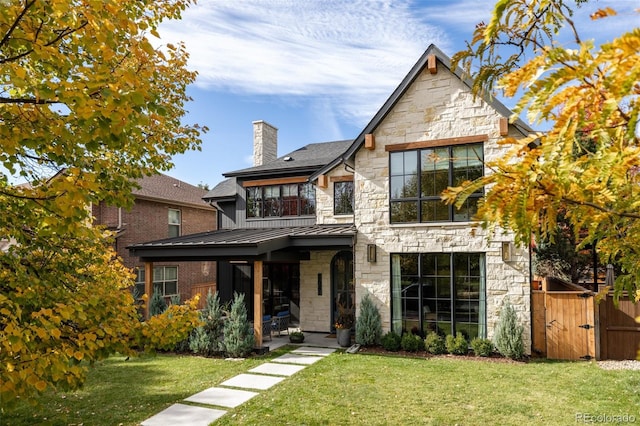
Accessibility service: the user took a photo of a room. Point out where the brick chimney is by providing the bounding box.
[252,120,278,166]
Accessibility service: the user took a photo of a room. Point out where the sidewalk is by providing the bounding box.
[141,334,339,426]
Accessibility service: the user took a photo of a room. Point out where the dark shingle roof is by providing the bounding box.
[224,140,352,178]
[133,173,214,210]
[203,177,237,201]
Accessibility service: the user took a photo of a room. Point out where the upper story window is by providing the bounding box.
[168,209,181,237]
[334,181,354,215]
[389,143,483,223]
[246,182,316,218]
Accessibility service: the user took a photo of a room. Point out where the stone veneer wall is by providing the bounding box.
[299,250,340,332]
[352,63,531,350]
[315,172,355,225]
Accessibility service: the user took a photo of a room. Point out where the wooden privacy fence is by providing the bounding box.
[599,294,640,360]
[190,282,217,309]
[532,282,640,360]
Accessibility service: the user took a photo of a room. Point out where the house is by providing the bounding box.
[129,45,533,350]
[93,173,217,306]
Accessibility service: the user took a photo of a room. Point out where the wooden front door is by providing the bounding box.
[545,292,596,360]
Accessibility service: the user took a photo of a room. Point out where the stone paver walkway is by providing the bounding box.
[140,346,336,425]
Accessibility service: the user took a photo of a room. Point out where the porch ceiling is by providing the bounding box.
[127,224,355,262]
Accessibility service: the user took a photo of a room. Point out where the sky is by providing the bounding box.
[156,0,638,188]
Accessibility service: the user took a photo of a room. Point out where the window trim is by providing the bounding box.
[168,208,181,237]
[134,266,179,298]
[333,180,354,216]
[389,142,484,223]
[246,182,316,219]
[390,252,486,339]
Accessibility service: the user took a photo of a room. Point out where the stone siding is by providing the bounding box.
[352,63,531,349]
[299,250,340,332]
[315,170,355,225]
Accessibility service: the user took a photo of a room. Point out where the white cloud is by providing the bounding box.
[158,0,449,121]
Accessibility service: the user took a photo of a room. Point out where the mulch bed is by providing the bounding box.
[356,345,529,364]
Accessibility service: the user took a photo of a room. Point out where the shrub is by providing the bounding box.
[223,292,255,358]
[381,331,401,351]
[445,333,468,355]
[494,301,525,360]
[355,294,383,346]
[424,332,447,355]
[400,332,423,352]
[149,291,167,317]
[470,337,494,357]
[189,290,224,356]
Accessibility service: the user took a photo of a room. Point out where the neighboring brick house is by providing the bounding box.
[129,45,533,349]
[93,173,217,305]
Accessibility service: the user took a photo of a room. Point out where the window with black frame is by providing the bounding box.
[246,182,316,218]
[334,180,354,215]
[390,143,483,223]
[391,252,485,340]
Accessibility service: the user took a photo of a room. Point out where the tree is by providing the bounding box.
[0,0,205,406]
[355,294,383,346]
[444,0,640,300]
[222,293,255,358]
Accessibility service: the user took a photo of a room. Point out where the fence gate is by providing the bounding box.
[545,292,596,360]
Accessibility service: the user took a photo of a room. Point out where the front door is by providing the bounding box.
[331,251,354,331]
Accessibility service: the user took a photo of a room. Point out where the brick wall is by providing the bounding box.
[93,199,217,304]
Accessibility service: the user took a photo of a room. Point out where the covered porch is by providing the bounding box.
[128,224,355,348]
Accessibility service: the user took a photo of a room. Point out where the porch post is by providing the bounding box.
[254,260,263,347]
[144,261,153,319]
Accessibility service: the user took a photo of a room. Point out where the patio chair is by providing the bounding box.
[262,315,272,341]
[271,310,290,336]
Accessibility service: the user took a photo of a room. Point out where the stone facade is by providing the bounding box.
[252,120,278,166]
[301,57,531,349]
[299,250,341,332]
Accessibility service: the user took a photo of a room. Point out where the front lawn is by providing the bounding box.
[4,349,639,425]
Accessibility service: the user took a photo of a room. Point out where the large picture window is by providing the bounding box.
[391,253,485,339]
[390,143,483,223]
[246,183,316,218]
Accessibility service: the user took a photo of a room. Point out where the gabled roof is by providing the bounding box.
[310,44,534,181]
[224,140,352,179]
[132,173,214,210]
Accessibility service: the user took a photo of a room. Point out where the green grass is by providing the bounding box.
[3,349,640,426]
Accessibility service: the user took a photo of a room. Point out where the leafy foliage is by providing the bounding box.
[470,337,495,357]
[445,333,469,355]
[400,332,423,352]
[381,331,402,352]
[445,1,640,300]
[0,0,204,406]
[424,332,447,355]
[355,294,383,346]
[222,293,255,358]
[494,302,525,360]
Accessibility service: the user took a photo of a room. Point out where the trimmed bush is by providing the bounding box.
[445,333,468,355]
[355,294,383,346]
[223,292,255,358]
[470,337,494,357]
[189,290,224,356]
[494,301,525,360]
[381,331,401,351]
[424,332,447,355]
[400,332,423,352]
